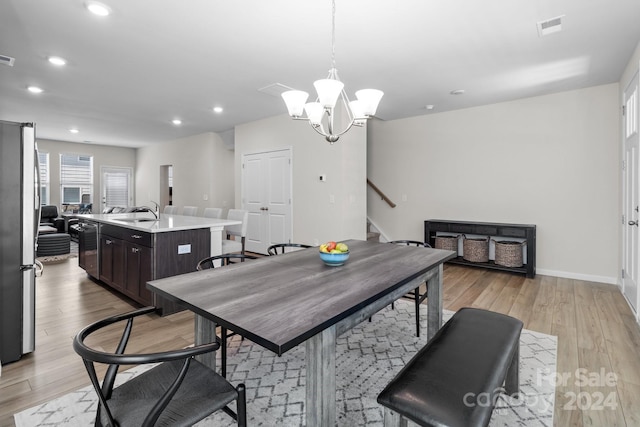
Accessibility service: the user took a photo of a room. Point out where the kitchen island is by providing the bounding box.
[75,212,241,315]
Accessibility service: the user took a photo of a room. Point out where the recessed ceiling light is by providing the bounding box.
[425,105,435,110]
[48,56,67,66]
[85,1,111,16]
[213,106,223,114]
[27,86,43,94]
[172,119,182,125]
[450,89,465,95]
[69,128,79,134]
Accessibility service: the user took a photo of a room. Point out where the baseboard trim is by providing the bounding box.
[536,268,617,285]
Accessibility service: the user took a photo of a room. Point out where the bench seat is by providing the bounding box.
[377,307,523,427]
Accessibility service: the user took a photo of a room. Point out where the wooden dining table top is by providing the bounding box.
[147,239,456,355]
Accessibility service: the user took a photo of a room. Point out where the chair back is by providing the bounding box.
[72,307,244,427]
[183,206,198,216]
[225,209,249,238]
[203,207,223,219]
[267,243,311,255]
[164,205,178,214]
[389,239,432,248]
[197,253,257,270]
[40,205,59,222]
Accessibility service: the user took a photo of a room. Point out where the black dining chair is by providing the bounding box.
[196,253,257,377]
[73,306,246,427]
[267,243,312,255]
[389,240,432,337]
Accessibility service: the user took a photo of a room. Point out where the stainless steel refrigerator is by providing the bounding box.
[0,121,40,364]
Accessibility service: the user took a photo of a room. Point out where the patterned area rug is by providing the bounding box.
[15,301,557,426]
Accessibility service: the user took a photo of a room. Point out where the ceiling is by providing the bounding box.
[1,0,639,148]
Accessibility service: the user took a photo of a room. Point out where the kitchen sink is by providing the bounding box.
[117,218,158,223]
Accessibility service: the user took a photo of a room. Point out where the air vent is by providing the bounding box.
[537,15,564,37]
[258,83,294,97]
[0,54,15,66]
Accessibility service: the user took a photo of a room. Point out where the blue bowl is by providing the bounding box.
[319,250,350,266]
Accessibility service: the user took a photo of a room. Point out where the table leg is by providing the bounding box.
[305,325,337,427]
[426,263,444,341]
[195,314,217,372]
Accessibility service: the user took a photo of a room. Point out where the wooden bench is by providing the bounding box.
[377,307,523,427]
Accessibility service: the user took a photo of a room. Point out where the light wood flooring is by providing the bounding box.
[1,258,639,426]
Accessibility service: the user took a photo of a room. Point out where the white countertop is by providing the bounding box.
[74,212,241,233]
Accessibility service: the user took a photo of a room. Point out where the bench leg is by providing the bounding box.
[383,407,408,427]
[504,341,520,396]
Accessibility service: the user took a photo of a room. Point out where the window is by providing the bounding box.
[60,153,93,205]
[38,151,49,205]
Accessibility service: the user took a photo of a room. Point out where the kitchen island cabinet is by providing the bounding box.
[77,212,241,314]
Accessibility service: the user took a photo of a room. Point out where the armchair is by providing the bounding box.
[39,205,64,233]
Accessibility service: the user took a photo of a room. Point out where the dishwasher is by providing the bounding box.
[78,220,98,279]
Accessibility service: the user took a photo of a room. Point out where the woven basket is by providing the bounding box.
[435,235,459,254]
[494,240,525,268]
[462,236,489,263]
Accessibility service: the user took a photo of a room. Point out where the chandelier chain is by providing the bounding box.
[331,0,336,70]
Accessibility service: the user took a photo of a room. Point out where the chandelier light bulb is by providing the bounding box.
[314,77,344,109]
[282,90,309,117]
[304,102,324,125]
[355,89,384,116]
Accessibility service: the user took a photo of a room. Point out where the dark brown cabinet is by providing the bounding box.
[124,241,153,306]
[98,225,154,306]
[424,219,536,278]
[85,223,212,314]
[99,234,125,291]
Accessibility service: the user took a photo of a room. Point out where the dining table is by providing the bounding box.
[147,239,456,426]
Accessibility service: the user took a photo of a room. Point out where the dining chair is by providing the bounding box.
[182,206,198,216]
[163,205,178,215]
[73,306,246,426]
[222,209,249,255]
[389,240,432,337]
[203,207,223,219]
[196,254,258,377]
[267,243,312,255]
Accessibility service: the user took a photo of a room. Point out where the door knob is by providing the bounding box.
[629,220,638,226]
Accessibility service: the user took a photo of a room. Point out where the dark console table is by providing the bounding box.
[424,220,536,278]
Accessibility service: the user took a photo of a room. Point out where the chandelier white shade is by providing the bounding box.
[281,0,383,144]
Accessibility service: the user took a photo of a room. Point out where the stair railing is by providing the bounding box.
[367,179,396,208]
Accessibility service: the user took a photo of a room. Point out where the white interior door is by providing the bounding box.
[101,167,133,210]
[623,71,639,315]
[242,148,292,254]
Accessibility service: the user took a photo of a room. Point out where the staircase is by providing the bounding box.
[367,221,381,242]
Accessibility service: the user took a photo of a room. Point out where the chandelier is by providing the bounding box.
[281,0,383,144]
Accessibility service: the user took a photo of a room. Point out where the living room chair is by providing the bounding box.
[39,205,64,233]
[267,243,311,255]
[196,254,258,377]
[222,209,249,255]
[203,207,223,219]
[183,206,198,216]
[389,240,432,337]
[73,306,246,426]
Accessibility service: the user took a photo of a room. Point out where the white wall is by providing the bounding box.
[37,139,136,211]
[135,132,234,215]
[368,84,620,283]
[234,113,367,245]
